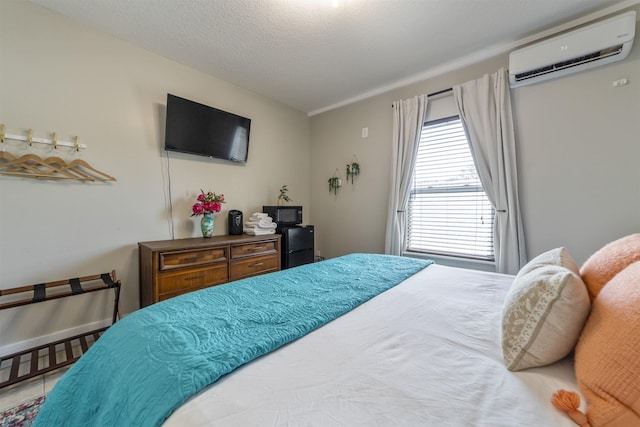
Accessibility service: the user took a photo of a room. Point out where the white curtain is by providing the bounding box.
[453,68,526,274]
[384,95,428,256]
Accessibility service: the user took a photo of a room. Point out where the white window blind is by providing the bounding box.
[407,116,494,260]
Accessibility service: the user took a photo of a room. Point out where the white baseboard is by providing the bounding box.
[0,318,113,357]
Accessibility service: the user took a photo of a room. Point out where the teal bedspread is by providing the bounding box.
[34,253,432,427]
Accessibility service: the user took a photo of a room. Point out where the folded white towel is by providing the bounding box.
[258,221,276,229]
[244,228,276,236]
[245,221,277,230]
[249,213,269,220]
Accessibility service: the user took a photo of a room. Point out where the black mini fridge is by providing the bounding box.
[281,225,314,269]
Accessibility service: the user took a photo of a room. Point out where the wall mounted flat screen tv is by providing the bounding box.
[164,94,251,163]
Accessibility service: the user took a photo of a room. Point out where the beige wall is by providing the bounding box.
[2,1,638,351]
[309,55,506,262]
[310,10,640,267]
[0,1,310,349]
[512,37,640,263]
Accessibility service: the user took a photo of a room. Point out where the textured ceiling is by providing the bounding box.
[29,0,633,114]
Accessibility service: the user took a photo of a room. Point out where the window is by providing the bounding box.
[406,116,494,260]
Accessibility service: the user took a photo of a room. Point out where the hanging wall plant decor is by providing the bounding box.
[328,168,342,195]
[346,154,360,184]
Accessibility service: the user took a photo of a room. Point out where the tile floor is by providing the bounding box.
[0,345,76,413]
[0,366,69,412]
[1,335,99,413]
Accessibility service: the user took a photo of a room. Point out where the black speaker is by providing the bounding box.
[228,210,243,235]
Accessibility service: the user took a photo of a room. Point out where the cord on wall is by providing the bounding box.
[164,150,175,240]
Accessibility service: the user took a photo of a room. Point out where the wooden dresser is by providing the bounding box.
[138,234,281,307]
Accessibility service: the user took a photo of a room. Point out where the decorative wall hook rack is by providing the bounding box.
[0,124,115,182]
[0,124,87,151]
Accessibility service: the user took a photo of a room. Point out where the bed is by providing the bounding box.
[34,252,586,427]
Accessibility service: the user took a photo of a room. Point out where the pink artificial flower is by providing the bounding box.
[191,190,226,216]
[201,202,213,213]
[192,203,205,216]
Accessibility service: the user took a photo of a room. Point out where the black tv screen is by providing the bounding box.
[164,94,251,163]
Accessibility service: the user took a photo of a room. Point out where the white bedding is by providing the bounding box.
[165,264,581,426]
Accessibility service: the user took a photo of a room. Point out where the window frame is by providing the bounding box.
[404,115,495,263]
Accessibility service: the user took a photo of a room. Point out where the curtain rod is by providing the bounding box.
[428,87,452,97]
[392,87,453,107]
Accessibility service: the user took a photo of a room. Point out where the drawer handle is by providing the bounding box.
[250,262,264,267]
[184,274,206,281]
[250,246,266,251]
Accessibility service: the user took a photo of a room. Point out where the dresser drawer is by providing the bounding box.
[139,235,281,307]
[230,254,279,281]
[159,247,227,271]
[231,240,278,259]
[157,264,228,294]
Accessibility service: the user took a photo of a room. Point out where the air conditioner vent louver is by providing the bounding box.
[509,11,635,88]
[514,44,623,82]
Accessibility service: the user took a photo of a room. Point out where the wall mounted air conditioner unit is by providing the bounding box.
[509,11,636,88]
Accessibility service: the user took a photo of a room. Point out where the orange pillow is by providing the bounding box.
[574,261,640,426]
[580,233,640,301]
